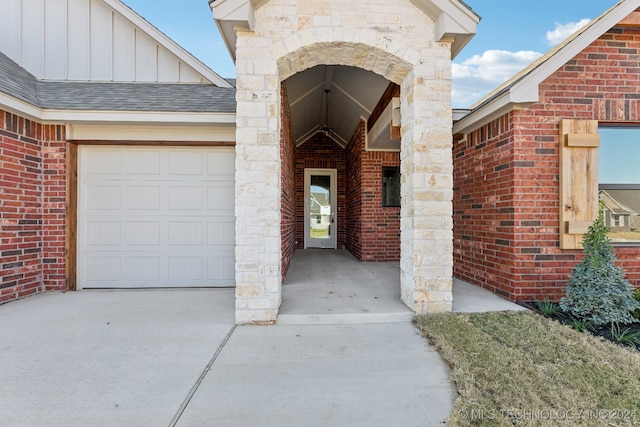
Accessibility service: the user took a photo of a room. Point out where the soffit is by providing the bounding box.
[284,65,390,148]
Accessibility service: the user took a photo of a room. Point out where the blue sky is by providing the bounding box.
[122,0,619,107]
[122,0,636,184]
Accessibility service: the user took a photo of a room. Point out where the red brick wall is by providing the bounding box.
[41,124,66,291]
[295,133,346,249]
[345,123,363,259]
[280,85,296,279]
[346,120,400,261]
[454,26,640,301]
[0,109,66,304]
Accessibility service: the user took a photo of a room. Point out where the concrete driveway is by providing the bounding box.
[0,289,454,426]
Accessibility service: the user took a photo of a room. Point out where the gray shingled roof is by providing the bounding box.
[0,51,236,114]
[600,187,640,214]
[0,52,39,106]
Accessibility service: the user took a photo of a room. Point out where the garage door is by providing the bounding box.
[78,146,235,289]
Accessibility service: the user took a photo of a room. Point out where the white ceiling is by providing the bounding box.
[284,65,391,147]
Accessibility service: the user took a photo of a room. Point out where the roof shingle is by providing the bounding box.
[0,51,236,114]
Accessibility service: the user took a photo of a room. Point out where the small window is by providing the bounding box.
[382,167,400,207]
[598,127,640,243]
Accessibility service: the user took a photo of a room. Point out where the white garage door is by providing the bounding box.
[78,146,235,289]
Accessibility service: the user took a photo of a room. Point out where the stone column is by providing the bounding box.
[400,50,454,314]
[234,30,282,324]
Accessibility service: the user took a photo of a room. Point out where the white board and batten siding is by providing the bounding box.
[0,0,218,84]
[78,146,235,289]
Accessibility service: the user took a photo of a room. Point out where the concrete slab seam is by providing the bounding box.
[168,325,237,427]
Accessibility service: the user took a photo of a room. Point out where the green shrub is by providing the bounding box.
[534,299,560,316]
[633,289,640,321]
[610,322,640,349]
[569,318,592,333]
[560,202,639,325]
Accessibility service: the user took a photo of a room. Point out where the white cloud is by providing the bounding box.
[545,19,591,46]
[452,50,543,108]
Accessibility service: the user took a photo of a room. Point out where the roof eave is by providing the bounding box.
[453,90,533,134]
[210,0,255,63]
[0,92,236,125]
[457,0,640,133]
[422,1,480,58]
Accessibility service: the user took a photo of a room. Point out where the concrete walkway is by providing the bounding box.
[280,249,523,324]
[0,290,454,426]
[0,251,523,426]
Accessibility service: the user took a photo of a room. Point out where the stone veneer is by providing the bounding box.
[234,0,455,323]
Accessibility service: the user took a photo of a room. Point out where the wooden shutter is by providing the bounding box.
[559,119,600,249]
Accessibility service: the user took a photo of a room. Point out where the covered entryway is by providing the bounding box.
[279,249,412,324]
[211,0,479,324]
[77,146,235,289]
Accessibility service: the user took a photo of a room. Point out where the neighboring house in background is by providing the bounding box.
[600,187,640,232]
[1,0,639,323]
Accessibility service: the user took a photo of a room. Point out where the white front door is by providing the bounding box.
[304,169,337,249]
[77,146,235,289]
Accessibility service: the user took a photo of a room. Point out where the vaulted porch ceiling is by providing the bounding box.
[284,65,391,148]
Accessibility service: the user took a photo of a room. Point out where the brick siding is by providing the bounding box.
[454,26,640,301]
[280,85,296,279]
[0,109,66,304]
[346,120,400,261]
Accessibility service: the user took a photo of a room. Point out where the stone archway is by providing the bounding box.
[214,0,478,324]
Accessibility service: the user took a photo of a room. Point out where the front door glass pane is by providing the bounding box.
[310,175,331,240]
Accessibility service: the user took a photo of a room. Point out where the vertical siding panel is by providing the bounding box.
[179,64,204,83]
[112,13,135,81]
[21,0,44,77]
[135,30,158,81]
[44,0,68,80]
[157,48,179,82]
[67,0,90,80]
[89,0,113,81]
[0,0,21,63]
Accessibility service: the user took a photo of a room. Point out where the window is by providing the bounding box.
[612,214,623,228]
[382,167,400,207]
[599,127,640,243]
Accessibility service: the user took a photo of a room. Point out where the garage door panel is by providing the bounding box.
[168,186,203,210]
[78,146,235,289]
[207,151,235,175]
[85,185,121,210]
[125,151,161,175]
[125,222,161,246]
[168,221,203,245]
[169,257,203,281]
[125,257,160,281]
[85,257,121,281]
[207,221,234,245]
[85,150,122,175]
[207,256,235,283]
[169,151,203,175]
[207,186,234,210]
[86,221,121,246]
[125,186,160,210]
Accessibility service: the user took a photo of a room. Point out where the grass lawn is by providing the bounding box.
[608,231,640,242]
[415,311,640,426]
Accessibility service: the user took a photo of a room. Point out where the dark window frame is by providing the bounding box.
[382,166,401,207]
